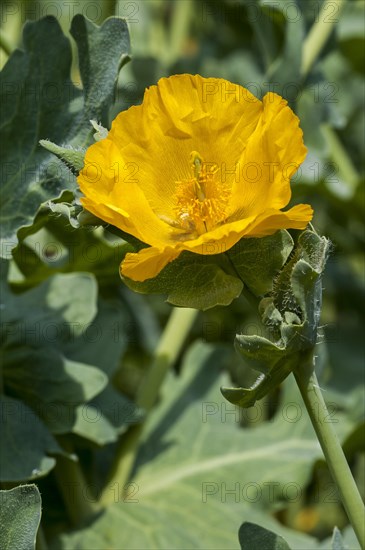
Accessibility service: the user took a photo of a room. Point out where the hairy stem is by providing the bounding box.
[294,357,365,548]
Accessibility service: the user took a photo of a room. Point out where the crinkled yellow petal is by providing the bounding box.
[120,246,181,282]
[79,138,185,247]
[229,93,307,220]
[243,204,313,237]
[78,74,264,237]
[104,74,263,219]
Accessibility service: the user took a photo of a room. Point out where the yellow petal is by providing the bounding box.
[180,203,312,256]
[181,215,258,256]
[229,93,307,220]
[78,138,184,247]
[243,204,313,237]
[120,246,181,282]
[78,74,313,283]
[105,75,263,220]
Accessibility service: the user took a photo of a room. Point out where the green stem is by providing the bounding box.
[54,440,100,526]
[136,306,198,411]
[294,358,365,549]
[99,307,198,506]
[301,0,345,78]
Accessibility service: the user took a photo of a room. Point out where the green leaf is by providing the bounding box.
[338,1,365,74]
[91,385,144,435]
[330,527,346,550]
[71,386,143,446]
[3,350,107,433]
[245,3,280,70]
[0,15,130,257]
[234,333,286,376]
[2,272,98,343]
[71,405,118,446]
[5,267,138,440]
[3,262,135,441]
[0,485,42,550]
[123,251,243,310]
[1,272,110,433]
[227,230,294,296]
[319,526,361,550]
[221,352,298,409]
[70,14,130,127]
[238,522,292,550]
[39,140,85,174]
[55,342,321,549]
[319,526,360,550]
[62,295,132,378]
[8,191,82,259]
[11,216,130,291]
[296,87,328,154]
[0,395,64,482]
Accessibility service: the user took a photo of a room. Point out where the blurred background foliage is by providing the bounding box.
[0,0,364,548]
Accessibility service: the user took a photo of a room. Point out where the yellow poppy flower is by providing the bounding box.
[78,74,313,282]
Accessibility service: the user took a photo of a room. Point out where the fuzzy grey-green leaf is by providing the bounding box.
[39,140,85,174]
[239,522,292,550]
[331,527,346,550]
[0,485,42,550]
[0,15,130,257]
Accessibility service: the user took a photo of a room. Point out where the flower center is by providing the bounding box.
[173,151,230,236]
